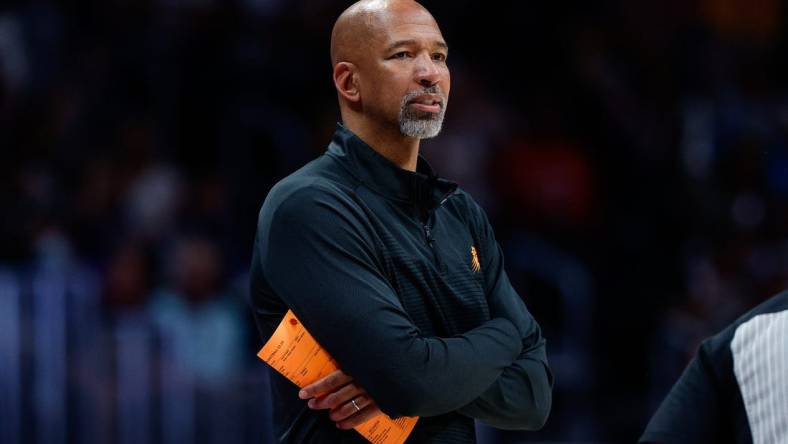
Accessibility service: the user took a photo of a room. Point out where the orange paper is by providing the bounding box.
[258,310,418,444]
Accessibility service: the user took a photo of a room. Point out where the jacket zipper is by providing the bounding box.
[422,191,453,272]
[423,222,444,273]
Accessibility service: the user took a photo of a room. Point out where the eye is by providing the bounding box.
[390,51,411,59]
[432,53,447,62]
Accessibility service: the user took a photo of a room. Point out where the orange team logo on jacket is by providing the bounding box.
[470,245,481,273]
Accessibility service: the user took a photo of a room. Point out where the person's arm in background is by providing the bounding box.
[250,184,522,419]
[456,199,553,430]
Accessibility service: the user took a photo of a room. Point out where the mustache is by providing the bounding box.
[402,86,446,105]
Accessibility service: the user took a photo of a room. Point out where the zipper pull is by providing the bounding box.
[424,224,434,245]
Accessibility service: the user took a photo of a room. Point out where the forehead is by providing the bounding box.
[374,7,445,47]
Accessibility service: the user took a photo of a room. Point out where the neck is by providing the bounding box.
[342,116,420,172]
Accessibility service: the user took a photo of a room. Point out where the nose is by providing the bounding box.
[414,53,440,88]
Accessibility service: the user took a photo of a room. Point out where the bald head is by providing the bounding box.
[329,0,450,144]
[330,0,437,67]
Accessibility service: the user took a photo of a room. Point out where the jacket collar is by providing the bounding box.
[326,122,458,218]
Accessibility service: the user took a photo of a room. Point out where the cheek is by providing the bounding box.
[362,82,403,116]
[372,83,402,106]
[378,77,410,105]
[364,70,405,99]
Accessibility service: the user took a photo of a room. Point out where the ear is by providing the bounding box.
[333,62,361,104]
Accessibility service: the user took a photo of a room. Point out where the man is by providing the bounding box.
[640,290,788,444]
[248,1,553,442]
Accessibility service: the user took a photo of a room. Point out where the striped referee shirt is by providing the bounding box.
[640,290,788,444]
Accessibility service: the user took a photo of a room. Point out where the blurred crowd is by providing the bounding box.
[2,0,788,443]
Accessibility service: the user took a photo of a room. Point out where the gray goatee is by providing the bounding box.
[398,86,447,139]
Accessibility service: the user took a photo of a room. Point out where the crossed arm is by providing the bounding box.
[455,200,553,429]
[254,186,552,429]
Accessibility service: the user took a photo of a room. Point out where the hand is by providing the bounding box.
[298,369,383,429]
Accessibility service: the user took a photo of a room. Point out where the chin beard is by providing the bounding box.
[398,87,447,139]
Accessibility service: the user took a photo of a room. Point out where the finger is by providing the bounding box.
[328,394,369,422]
[336,404,382,430]
[299,370,353,399]
[309,383,365,410]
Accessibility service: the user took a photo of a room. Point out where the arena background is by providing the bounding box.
[1,0,787,443]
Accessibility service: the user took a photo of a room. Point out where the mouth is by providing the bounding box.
[407,94,443,113]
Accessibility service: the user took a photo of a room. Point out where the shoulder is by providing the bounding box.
[449,187,481,211]
[727,290,788,371]
[444,187,487,226]
[728,293,788,364]
[727,291,788,441]
[735,290,788,321]
[255,166,370,244]
[694,290,788,406]
[260,161,357,218]
[706,290,788,353]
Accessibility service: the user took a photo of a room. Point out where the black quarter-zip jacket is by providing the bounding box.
[249,123,553,443]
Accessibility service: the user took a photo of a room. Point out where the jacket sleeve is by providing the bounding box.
[456,201,553,430]
[252,184,522,418]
